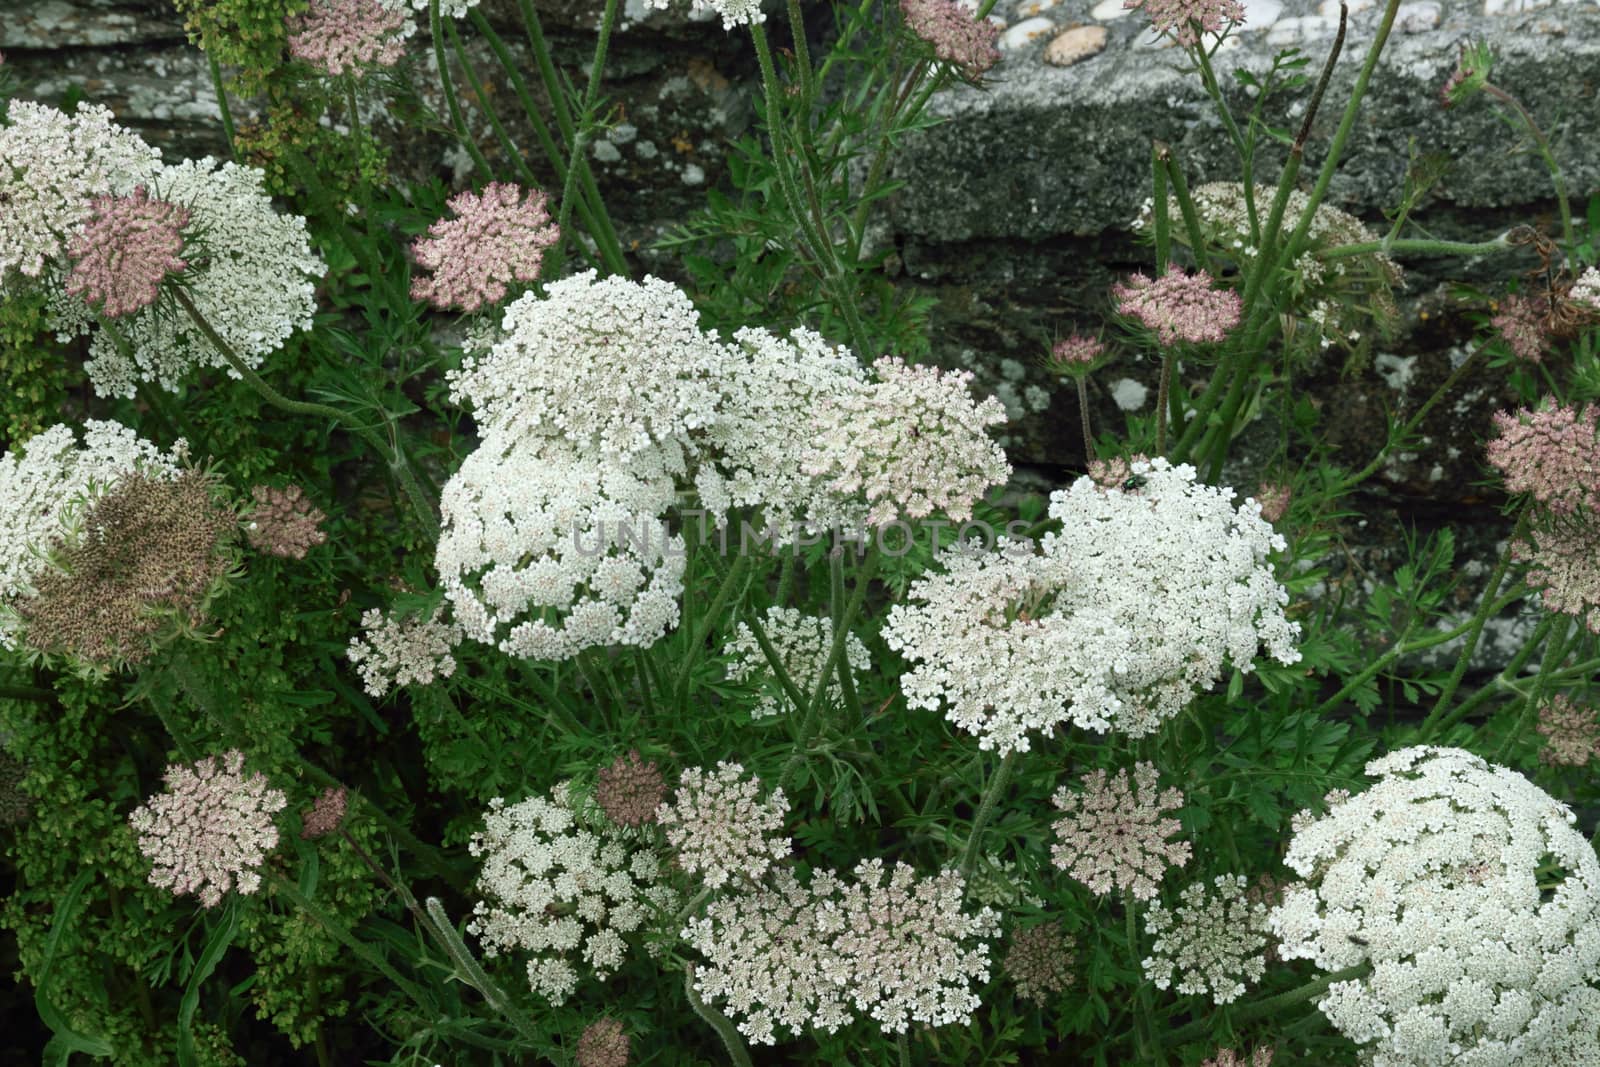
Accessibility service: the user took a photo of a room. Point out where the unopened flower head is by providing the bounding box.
[14,468,238,672]
[1491,292,1549,364]
[469,785,676,1005]
[1440,41,1493,108]
[1269,746,1600,1065]
[1124,0,1244,46]
[1049,333,1105,374]
[1004,920,1075,1004]
[0,100,162,285]
[1536,694,1600,766]
[56,157,326,398]
[576,1018,630,1067]
[435,430,684,663]
[1485,402,1600,515]
[244,484,327,560]
[448,271,731,465]
[128,749,287,908]
[1113,266,1242,345]
[1253,482,1292,524]
[682,861,998,1043]
[1142,873,1269,1004]
[287,0,409,77]
[64,186,189,317]
[411,182,559,312]
[1051,762,1191,900]
[803,356,1011,529]
[300,786,348,840]
[657,762,790,889]
[723,607,871,719]
[346,603,462,698]
[595,750,667,828]
[899,0,1001,79]
[886,459,1299,751]
[0,421,183,652]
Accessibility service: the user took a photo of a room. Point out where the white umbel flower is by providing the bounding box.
[0,421,182,649]
[722,606,871,718]
[435,429,685,662]
[657,762,790,889]
[884,458,1300,752]
[640,0,766,30]
[51,157,326,397]
[0,100,162,286]
[1143,873,1270,1005]
[468,785,675,1006]
[1269,746,1600,1066]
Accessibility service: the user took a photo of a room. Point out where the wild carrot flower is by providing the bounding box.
[1254,482,1292,523]
[411,182,559,312]
[657,762,790,889]
[346,603,462,698]
[1124,0,1245,47]
[576,1018,630,1067]
[1270,747,1600,1065]
[1485,403,1600,515]
[1049,333,1105,373]
[1004,920,1075,1004]
[1573,266,1600,311]
[300,786,348,839]
[1203,1050,1274,1067]
[1439,41,1493,108]
[899,0,1000,79]
[1113,266,1242,345]
[244,484,327,560]
[15,469,237,671]
[287,0,408,77]
[641,0,765,30]
[1536,694,1600,766]
[722,606,871,718]
[64,187,189,317]
[1050,763,1190,900]
[595,750,667,828]
[1142,873,1269,1004]
[1491,293,1550,364]
[129,750,287,908]
[1517,521,1600,634]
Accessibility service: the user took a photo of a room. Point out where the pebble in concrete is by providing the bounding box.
[1240,0,1285,28]
[1001,15,1058,49]
[1016,0,1064,15]
[1045,24,1109,65]
[1397,1,1442,30]
[1090,0,1133,20]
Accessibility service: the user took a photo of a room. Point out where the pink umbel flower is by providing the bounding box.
[899,0,1001,79]
[128,750,287,907]
[1516,521,1600,634]
[657,762,790,889]
[576,1018,630,1067]
[596,750,667,828]
[300,785,348,839]
[64,186,189,318]
[1113,266,1242,346]
[1203,1050,1274,1067]
[1491,293,1549,364]
[1125,0,1245,46]
[1484,403,1600,515]
[1253,482,1292,524]
[287,0,408,77]
[1050,762,1190,900]
[410,182,559,312]
[1535,694,1600,766]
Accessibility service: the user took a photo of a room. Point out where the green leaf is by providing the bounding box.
[177,903,238,1067]
[35,872,114,1064]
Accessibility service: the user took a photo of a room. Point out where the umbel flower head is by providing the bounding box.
[1573,266,1600,311]
[300,786,348,840]
[899,0,1001,80]
[14,467,239,673]
[468,784,676,1005]
[641,0,765,30]
[410,182,559,312]
[0,421,184,654]
[682,861,999,1044]
[657,762,790,889]
[244,484,327,560]
[595,750,668,828]
[129,749,287,908]
[885,458,1299,752]
[1051,762,1191,900]
[1124,0,1245,46]
[1004,920,1076,1004]
[1269,746,1600,1065]
[64,186,189,318]
[1485,402,1600,516]
[287,0,409,77]
[1048,333,1106,377]
[1536,694,1600,767]
[1439,41,1493,108]
[1515,517,1600,634]
[1203,1050,1274,1067]
[345,602,462,698]
[576,1018,630,1067]
[1142,873,1270,1004]
[1491,293,1550,364]
[1113,265,1242,346]
[722,606,871,718]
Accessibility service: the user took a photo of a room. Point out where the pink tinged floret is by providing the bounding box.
[1050,334,1104,367]
[1113,266,1242,345]
[65,186,189,318]
[128,749,287,908]
[410,182,560,312]
[1484,403,1600,515]
[1489,293,1549,364]
[899,0,1000,79]
[287,0,407,76]
[1124,0,1246,46]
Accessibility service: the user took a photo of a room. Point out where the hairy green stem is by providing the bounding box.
[206,53,237,161]
[1076,377,1095,461]
[684,967,756,1067]
[958,749,1018,880]
[674,551,755,706]
[1162,963,1372,1046]
[1482,83,1573,250]
[1318,234,1516,261]
[429,0,494,179]
[551,0,622,276]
